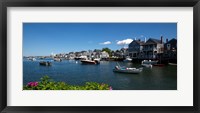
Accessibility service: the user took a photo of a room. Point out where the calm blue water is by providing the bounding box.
[23,59,177,90]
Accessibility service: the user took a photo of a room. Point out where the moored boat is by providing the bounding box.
[28,57,36,61]
[168,63,177,66]
[39,61,52,66]
[54,58,62,62]
[141,63,153,68]
[81,59,100,64]
[141,60,158,64]
[113,66,142,74]
[123,56,132,62]
[153,64,165,67]
[75,56,87,60]
[74,57,82,60]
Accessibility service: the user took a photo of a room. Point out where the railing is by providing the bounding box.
[143,48,157,51]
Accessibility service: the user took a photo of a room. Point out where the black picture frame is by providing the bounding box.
[0,0,200,113]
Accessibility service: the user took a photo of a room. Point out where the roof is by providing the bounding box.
[130,40,145,45]
[135,40,145,45]
[144,38,162,45]
[165,38,177,44]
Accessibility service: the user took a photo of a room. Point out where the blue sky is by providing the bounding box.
[23,23,177,56]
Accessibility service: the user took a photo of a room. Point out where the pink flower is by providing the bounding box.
[27,82,38,87]
[109,86,112,90]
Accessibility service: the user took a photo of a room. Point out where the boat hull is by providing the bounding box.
[81,60,99,64]
[153,64,165,67]
[142,60,158,64]
[113,68,142,74]
[54,58,62,62]
[168,63,177,66]
[39,62,52,66]
[141,64,152,68]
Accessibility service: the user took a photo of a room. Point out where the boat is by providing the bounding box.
[39,61,52,66]
[54,58,62,62]
[123,56,132,62]
[168,63,177,66]
[31,58,36,61]
[75,56,87,60]
[113,66,142,74]
[141,63,153,68]
[28,57,36,61]
[141,60,158,64]
[153,64,165,67]
[74,57,82,60]
[94,58,101,62]
[81,59,100,64]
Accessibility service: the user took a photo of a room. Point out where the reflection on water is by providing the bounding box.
[23,59,177,90]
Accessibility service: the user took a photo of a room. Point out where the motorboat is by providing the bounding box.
[27,57,36,61]
[141,60,158,64]
[75,56,87,60]
[113,66,142,74]
[54,58,62,62]
[94,58,101,62]
[39,61,52,66]
[124,56,132,62]
[141,63,153,68]
[168,63,177,66]
[81,59,100,64]
[74,57,81,60]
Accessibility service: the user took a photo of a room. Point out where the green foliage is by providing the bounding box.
[102,47,112,56]
[23,76,112,90]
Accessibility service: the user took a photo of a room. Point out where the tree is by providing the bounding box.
[115,50,120,52]
[102,48,112,56]
[94,49,101,52]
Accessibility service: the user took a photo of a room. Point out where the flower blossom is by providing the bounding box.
[27,82,38,87]
[109,86,112,90]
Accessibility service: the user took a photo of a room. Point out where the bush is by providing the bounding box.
[23,76,112,90]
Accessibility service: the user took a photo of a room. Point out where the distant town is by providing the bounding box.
[24,36,177,63]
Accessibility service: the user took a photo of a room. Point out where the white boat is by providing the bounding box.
[28,57,36,61]
[168,63,177,66]
[75,56,87,60]
[32,58,36,61]
[123,56,132,62]
[141,63,153,68]
[113,66,142,74]
[54,58,62,62]
[141,60,158,64]
[81,59,100,64]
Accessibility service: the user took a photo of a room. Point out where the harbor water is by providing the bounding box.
[23,59,177,90]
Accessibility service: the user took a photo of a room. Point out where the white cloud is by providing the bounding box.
[99,41,111,45]
[116,39,133,45]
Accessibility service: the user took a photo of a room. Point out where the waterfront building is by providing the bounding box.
[55,53,65,58]
[163,38,177,59]
[100,51,109,58]
[64,54,68,58]
[128,36,164,59]
[142,36,164,59]
[80,51,88,56]
[113,50,123,58]
[93,49,101,58]
[68,52,75,59]
[75,52,82,57]
[128,39,145,59]
[120,48,129,58]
